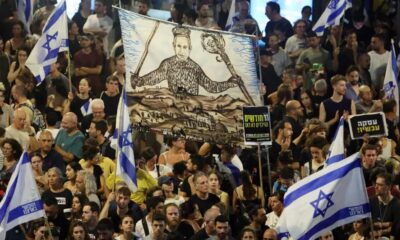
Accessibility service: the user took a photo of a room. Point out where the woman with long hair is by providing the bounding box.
[79,146,108,199]
[0,87,13,128]
[7,46,30,84]
[4,20,26,61]
[64,78,92,122]
[115,215,141,240]
[0,139,22,192]
[64,161,83,194]
[72,0,92,34]
[30,152,47,194]
[159,135,190,169]
[70,193,89,221]
[69,220,91,240]
[232,170,265,211]
[300,89,318,119]
[208,170,229,211]
[302,136,329,178]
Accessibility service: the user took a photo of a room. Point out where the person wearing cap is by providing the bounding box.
[142,147,172,180]
[296,31,332,91]
[159,175,185,206]
[259,48,281,100]
[131,26,241,96]
[73,33,103,97]
[83,0,113,58]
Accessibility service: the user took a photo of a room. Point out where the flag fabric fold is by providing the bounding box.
[312,0,352,36]
[276,153,370,240]
[80,99,92,116]
[114,88,137,192]
[224,0,236,30]
[326,116,345,165]
[16,0,34,33]
[0,152,45,238]
[383,40,399,118]
[25,0,68,85]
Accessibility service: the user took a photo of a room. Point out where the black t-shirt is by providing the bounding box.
[42,188,73,212]
[370,196,400,238]
[189,228,209,240]
[180,176,192,198]
[108,201,144,232]
[100,92,120,117]
[176,221,195,240]
[188,193,220,217]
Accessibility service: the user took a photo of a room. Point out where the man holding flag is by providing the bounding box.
[26,0,68,85]
[313,0,352,36]
[0,152,45,238]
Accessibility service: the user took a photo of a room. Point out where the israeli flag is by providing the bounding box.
[80,99,92,116]
[276,153,370,240]
[0,152,45,238]
[225,0,236,30]
[25,0,68,85]
[114,88,137,192]
[16,0,33,34]
[383,40,399,118]
[326,117,345,165]
[312,0,352,36]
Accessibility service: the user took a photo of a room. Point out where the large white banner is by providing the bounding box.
[119,8,261,142]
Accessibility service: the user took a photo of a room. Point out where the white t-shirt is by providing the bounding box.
[83,14,113,57]
[368,50,389,87]
[135,216,153,238]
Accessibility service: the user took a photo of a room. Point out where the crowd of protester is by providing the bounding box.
[0,0,400,239]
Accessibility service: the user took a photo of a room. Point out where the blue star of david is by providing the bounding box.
[42,32,58,52]
[327,0,339,9]
[310,190,334,218]
[120,125,132,147]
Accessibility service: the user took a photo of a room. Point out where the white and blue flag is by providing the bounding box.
[383,40,399,118]
[224,0,236,30]
[326,116,345,165]
[0,152,45,238]
[312,0,352,36]
[80,99,92,116]
[25,0,68,85]
[115,88,137,192]
[276,153,370,240]
[16,0,33,33]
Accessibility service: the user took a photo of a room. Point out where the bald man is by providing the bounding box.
[54,112,85,163]
[5,108,39,152]
[263,228,278,240]
[191,207,221,240]
[355,85,382,114]
[284,100,304,139]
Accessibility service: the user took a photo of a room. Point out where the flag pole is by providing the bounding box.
[44,217,53,240]
[66,52,72,93]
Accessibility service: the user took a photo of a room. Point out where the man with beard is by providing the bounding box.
[368,34,390,93]
[370,172,400,239]
[164,203,194,239]
[180,154,205,199]
[99,186,143,232]
[319,74,356,140]
[82,201,100,239]
[209,215,235,240]
[136,0,149,16]
[190,207,221,240]
[344,66,361,101]
[332,30,360,75]
[42,195,70,240]
[283,100,304,140]
[248,205,268,240]
[195,3,217,29]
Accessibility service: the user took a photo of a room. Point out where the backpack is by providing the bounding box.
[19,103,46,132]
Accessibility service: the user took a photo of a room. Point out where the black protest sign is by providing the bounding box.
[243,106,272,145]
[348,112,388,139]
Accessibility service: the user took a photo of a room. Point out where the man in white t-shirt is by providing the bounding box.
[368,33,389,93]
[83,0,113,57]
